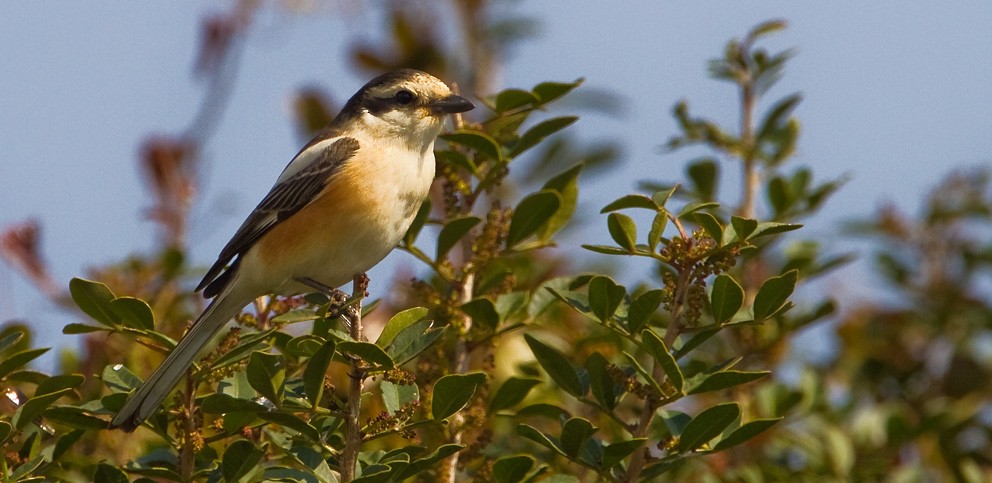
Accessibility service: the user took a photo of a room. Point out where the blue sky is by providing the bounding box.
[2,2,991,366]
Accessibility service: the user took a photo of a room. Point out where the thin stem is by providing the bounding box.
[438,268,475,483]
[738,79,757,220]
[339,273,369,482]
[623,261,693,482]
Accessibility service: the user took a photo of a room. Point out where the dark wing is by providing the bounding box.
[197,137,361,298]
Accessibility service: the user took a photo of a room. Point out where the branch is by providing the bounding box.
[339,273,370,481]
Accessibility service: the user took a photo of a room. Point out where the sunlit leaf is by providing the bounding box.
[441,131,502,162]
[303,340,335,407]
[710,274,744,324]
[437,216,481,260]
[69,278,118,327]
[507,190,562,246]
[712,418,782,451]
[432,372,486,420]
[524,334,584,397]
[511,116,578,157]
[641,330,683,393]
[753,270,798,321]
[490,377,542,412]
[678,403,741,452]
[607,213,637,253]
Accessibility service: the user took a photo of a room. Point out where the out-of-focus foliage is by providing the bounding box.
[1,4,990,482]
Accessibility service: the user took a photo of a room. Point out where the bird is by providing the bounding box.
[110,69,474,431]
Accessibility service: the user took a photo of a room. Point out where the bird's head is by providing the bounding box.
[338,69,474,150]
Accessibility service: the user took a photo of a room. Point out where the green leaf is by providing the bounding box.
[492,455,536,483]
[93,463,129,483]
[490,377,542,412]
[376,307,429,348]
[511,116,578,157]
[303,340,335,407]
[767,176,793,215]
[517,424,565,456]
[585,352,618,410]
[200,393,266,413]
[285,335,324,357]
[587,276,625,323]
[36,374,84,396]
[437,216,481,259]
[210,329,275,371]
[532,79,583,105]
[0,421,10,444]
[621,351,664,395]
[494,88,538,112]
[62,323,105,334]
[13,388,72,429]
[560,417,596,458]
[108,296,154,330]
[441,130,502,162]
[545,288,598,322]
[627,289,663,334]
[674,328,720,360]
[461,298,500,330]
[53,429,85,461]
[538,163,583,240]
[381,380,418,415]
[0,330,24,353]
[712,418,782,451]
[507,190,562,246]
[403,198,432,246]
[393,444,464,481]
[606,213,637,253]
[68,277,118,327]
[602,438,647,470]
[385,320,445,365]
[338,341,394,368]
[749,221,802,240]
[730,216,758,241]
[687,158,718,200]
[710,274,744,324]
[641,330,683,393]
[223,440,264,482]
[691,211,723,241]
[0,348,49,380]
[756,93,802,143]
[582,244,632,256]
[517,403,570,422]
[678,403,741,452]
[271,308,319,324]
[43,406,108,430]
[688,370,770,395]
[432,372,486,420]
[677,201,719,218]
[600,194,659,213]
[246,351,285,403]
[257,412,320,441]
[648,211,668,252]
[102,364,142,392]
[653,185,680,208]
[524,334,584,397]
[753,270,798,321]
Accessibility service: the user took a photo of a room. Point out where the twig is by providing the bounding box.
[339,273,369,481]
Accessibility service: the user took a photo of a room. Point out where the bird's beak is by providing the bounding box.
[430,94,475,115]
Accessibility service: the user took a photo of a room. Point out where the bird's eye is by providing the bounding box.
[394,89,415,105]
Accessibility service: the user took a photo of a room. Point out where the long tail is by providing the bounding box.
[110,286,251,432]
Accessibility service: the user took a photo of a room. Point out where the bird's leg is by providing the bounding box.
[294,276,358,326]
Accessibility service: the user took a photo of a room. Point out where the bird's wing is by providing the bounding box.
[196,136,361,298]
